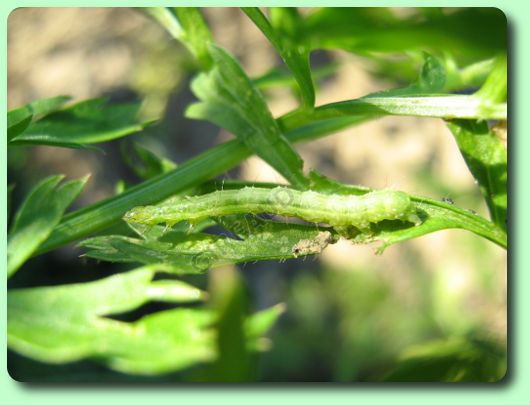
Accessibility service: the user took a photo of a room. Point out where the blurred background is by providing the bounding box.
[7,7,507,382]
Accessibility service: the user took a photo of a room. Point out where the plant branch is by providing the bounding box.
[35,117,359,255]
[279,94,506,132]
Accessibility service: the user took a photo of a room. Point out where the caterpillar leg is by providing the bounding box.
[406,212,422,226]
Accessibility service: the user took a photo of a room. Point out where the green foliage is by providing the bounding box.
[142,7,214,69]
[9,98,153,150]
[7,7,506,381]
[7,175,88,277]
[474,54,508,103]
[80,213,338,273]
[121,142,177,180]
[279,53,506,132]
[308,171,506,252]
[7,95,71,141]
[8,265,282,376]
[243,7,315,107]
[209,268,252,381]
[303,7,506,59]
[446,120,507,231]
[444,57,508,232]
[187,43,309,188]
[381,338,506,382]
[259,253,506,382]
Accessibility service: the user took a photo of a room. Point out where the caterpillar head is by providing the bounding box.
[123,206,150,224]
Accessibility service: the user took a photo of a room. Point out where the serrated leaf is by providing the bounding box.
[79,235,207,274]
[8,266,281,376]
[187,44,309,188]
[7,266,212,374]
[7,175,88,278]
[80,214,337,273]
[9,98,152,148]
[34,113,370,256]
[446,119,507,231]
[360,52,447,96]
[243,7,314,107]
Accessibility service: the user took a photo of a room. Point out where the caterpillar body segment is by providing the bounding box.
[123,187,422,233]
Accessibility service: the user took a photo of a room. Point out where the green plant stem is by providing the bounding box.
[35,95,506,255]
[35,140,247,255]
[278,95,506,132]
[408,196,507,250]
[35,117,362,255]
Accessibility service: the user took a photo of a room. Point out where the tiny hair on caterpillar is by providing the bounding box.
[123,187,422,233]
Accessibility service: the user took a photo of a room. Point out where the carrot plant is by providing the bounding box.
[7,7,507,381]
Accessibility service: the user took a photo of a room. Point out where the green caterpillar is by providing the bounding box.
[123,187,422,233]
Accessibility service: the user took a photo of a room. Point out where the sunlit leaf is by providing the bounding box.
[7,175,88,278]
[187,44,309,188]
[8,95,72,142]
[7,115,33,142]
[278,54,506,131]
[141,7,213,69]
[8,266,282,376]
[10,98,153,149]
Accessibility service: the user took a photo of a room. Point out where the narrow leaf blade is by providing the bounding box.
[243,7,314,107]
